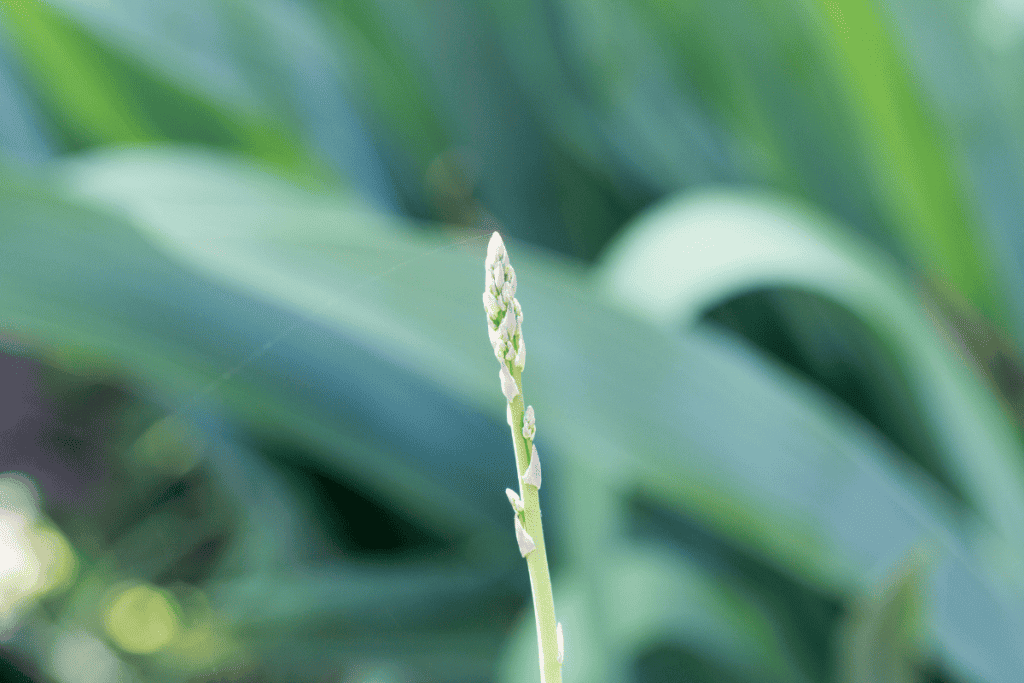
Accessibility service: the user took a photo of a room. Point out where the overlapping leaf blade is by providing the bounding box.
[50,149,1024,681]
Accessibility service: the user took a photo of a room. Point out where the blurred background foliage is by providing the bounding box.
[2,0,1024,681]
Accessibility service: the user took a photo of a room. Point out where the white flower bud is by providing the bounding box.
[486,231,506,266]
[514,515,535,557]
[523,444,541,488]
[500,281,514,306]
[523,405,535,441]
[498,306,517,340]
[514,335,526,371]
[505,488,524,513]
[499,364,519,402]
[514,299,522,326]
[556,623,564,664]
[493,262,505,290]
[483,291,501,320]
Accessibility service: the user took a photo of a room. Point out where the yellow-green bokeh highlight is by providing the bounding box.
[31,524,78,595]
[127,415,205,478]
[161,592,246,675]
[103,583,181,654]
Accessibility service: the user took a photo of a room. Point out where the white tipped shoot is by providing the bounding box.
[514,516,535,557]
[484,231,524,385]
[482,232,561,681]
[506,487,524,513]
[486,231,506,268]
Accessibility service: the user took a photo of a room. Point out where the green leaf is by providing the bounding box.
[804,0,1004,323]
[499,545,813,683]
[55,150,1024,680]
[0,0,323,183]
[837,547,932,683]
[597,189,1024,572]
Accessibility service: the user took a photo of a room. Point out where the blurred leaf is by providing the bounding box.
[0,0,157,143]
[0,0,325,183]
[837,547,931,683]
[499,544,813,683]
[597,189,1024,572]
[0,35,54,165]
[50,149,1024,680]
[805,0,1002,322]
[4,0,1024,680]
[876,0,1024,339]
[306,0,447,167]
[0,144,1011,681]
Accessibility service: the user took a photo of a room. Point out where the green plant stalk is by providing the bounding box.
[509,367,561,683]
[483,231,562,681]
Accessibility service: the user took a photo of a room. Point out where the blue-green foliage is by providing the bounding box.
[2,1,1024,682]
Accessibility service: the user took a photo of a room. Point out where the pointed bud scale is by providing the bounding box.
[499,304,517,338]
[501,281,513,306]
[486,271,500,298]
[506,265,517,295]
[493,262,505,290]
[499,364,519,402]
[489,329,506,362]
[506,488,524,513]
[514,515,535,557]
[514,299,523,326]
[523,405,536,441]
[556,623,564,664]
[507,403,514,427]
[483,291,501,320]
[514,336,526,371]
[523,444,541,488]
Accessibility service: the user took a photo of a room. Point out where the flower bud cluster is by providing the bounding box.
[522,405,536,441]
[484,232,525,382]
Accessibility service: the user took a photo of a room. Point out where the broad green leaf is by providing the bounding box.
[597,189,1024,575]
[0,0,157,143]
[0,38,54,164]
[33,0,402,207]
[499,545,813,683]
[881,0,1024,336]
[595,188,1024,680]
[0,0,323,183]
[804,0,1004,323]
[55,149,1024,681]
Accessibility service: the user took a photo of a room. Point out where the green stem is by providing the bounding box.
[510,367,562,683]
